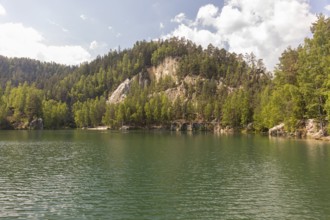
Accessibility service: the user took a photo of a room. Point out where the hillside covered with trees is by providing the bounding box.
[0,16,329,136]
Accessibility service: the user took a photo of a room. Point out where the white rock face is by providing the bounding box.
[107,58,179,105]
[306,119,318,135]
[107,78,131,104]
[164,84,185,102]
[148,57,178,83]
[305,119,325,139]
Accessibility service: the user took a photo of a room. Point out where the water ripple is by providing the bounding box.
[0,131,330,219]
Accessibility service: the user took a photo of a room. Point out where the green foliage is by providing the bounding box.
[326,73,330,129]
[102,104,116,127]
[254,16,330,133]
[0,55,74,89]
[222,89,251,127]
[24,86,43,121]
[253,86,271,131]
[157,75,176,91]
[42,100,68,128]
[0,87,8,128]
[151,38,188,65]
[274,47,299,86]
[6,83,43,122]
[2,17,328,133]
[255,84,303,132]
[0,36,271,129]
[297,15,329,123]
[73,97,106,128]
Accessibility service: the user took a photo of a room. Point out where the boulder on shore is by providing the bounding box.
[305,119,325,139]
[269,123,285,136]
[29,118,43,130]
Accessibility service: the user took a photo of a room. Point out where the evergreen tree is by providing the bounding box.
[297,15,329,129]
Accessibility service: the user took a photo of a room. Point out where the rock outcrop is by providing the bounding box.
[107,58,179,105]
[164,84,185,102]
[137,71,150,88]
[268,120,329,140]
[148,57,178,83]
[269,123,285,136]
[305,119,325,139]
[29,118,43,130]
[213,123,235,134]
[107,78,131,104]
[107,72,150,104]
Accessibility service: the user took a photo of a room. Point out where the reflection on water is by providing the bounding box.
[0,130,330,219]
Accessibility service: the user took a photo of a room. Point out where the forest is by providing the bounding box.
[0,16,329,134]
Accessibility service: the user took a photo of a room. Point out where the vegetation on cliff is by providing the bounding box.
[0,16,329,133]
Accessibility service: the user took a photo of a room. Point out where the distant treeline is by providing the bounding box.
[0,16,329,132]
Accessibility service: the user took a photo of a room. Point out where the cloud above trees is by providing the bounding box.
[165,0,316,70]
[0,22,91,65]
[0,1,321,68]
[0,3,91,65]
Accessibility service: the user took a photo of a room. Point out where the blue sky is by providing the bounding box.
[0,0,329,70]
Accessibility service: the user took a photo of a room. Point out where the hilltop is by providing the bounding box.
[0,16,329,139]
[0,37,270,130]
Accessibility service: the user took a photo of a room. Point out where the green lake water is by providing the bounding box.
[0,130,330,219]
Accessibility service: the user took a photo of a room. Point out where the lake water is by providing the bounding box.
[0,130,330,219]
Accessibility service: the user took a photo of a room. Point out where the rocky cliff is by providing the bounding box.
[107,71,151,104]
[107,78,131,104]
[108,58,180,104]
[148,57,178,83]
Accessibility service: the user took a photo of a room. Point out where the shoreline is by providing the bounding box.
[2,124,330,142]
[84,125,330,142]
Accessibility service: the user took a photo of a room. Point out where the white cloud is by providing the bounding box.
[196,4,219,27]
[80,14,87,20]
[325,5,330,11]
[0,22,91,65]
[171,24,224,49]
[0,3,6,16]
[108,26,113,30]
[165,0,316,71]
[89,40,99,50]
[160,22,164,29]
[116,33,122,38]
[89,40,108,52]
[171,13,186,23]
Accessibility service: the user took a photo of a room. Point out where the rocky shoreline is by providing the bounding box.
[114,119,330,141]
[4,117,330,141]
[268,119,330,141]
